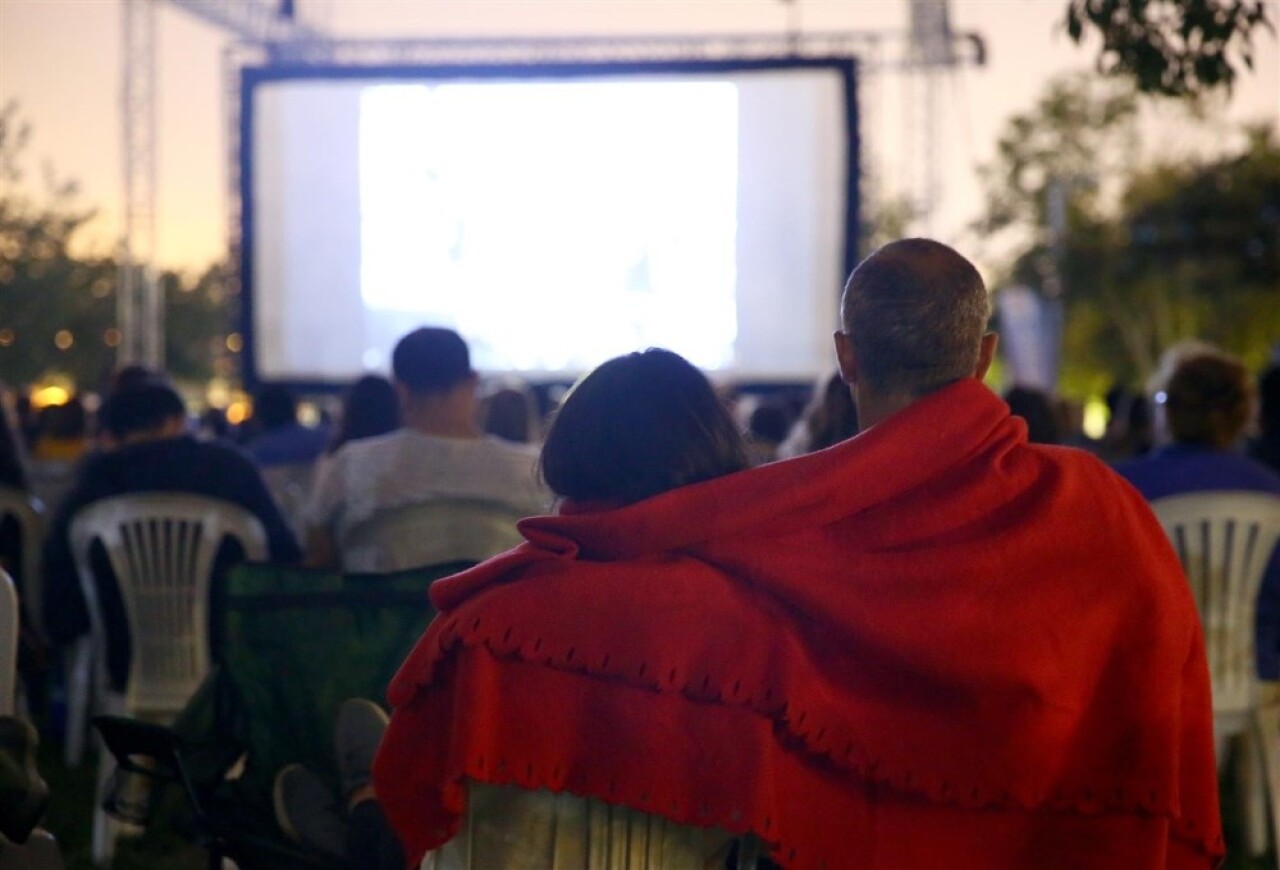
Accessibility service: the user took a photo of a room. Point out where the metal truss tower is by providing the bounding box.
[118,0,322,370]
[119,0,159,368]
[907,0,965,236]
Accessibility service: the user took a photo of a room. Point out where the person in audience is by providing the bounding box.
[41,378,300,696]
[1116,347,1280,685]
[274,698,404,869]
[375,238,1222,868]
[327,375,401,456]
[275,349,750,868]
[1250,362,1280,473]
[1002,384,1061,445]
[302,327,548,570]
[1094,384,1153,462]
[244,384,329,468]
[479,381,541,444]
[31,396,90,463]
[743,400,792,466]
[777,370,859,458]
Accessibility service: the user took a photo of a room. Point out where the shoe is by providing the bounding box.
[273,763,348,860]
[334,698,389,799]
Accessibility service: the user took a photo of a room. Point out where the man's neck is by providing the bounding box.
[401,401,481,440]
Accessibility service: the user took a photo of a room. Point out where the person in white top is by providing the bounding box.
[303,327,549,571]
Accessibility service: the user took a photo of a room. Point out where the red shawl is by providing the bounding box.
[375,379,1222,869]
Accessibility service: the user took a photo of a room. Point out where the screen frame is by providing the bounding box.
[238,56,861,392]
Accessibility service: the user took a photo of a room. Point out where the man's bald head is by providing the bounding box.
[839,238,990,398]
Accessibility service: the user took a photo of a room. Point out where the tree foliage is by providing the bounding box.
[977,80,1280,395]
[0,102,232,390]
[1065,0,1274,97]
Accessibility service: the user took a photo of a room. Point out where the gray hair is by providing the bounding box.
[840,238,990,397]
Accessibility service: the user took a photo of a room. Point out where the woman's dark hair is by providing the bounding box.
[540,348,749,504]
[805,372,859,452]
[330,375,400,454]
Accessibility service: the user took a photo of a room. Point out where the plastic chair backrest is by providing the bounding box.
[0,486,45,632]
[1151,490,1280,716]
[340,497,526,573]
[260,462,314,539]
[68,493,268,715]
[0,570,17,717]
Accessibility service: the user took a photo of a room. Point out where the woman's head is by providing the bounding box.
[540,348,749,505]
[331,374,400,453]
[1155,349,1254,449]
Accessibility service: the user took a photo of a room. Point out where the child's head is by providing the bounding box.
[540,348,749,505]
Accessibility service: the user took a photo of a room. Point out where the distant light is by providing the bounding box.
[104,328,122,348]
[226,333,243,353]
[298,402,320,427]
[226,400,249,425]
[1083,397,1108,441]
[31,385,70,409]
[54,330,74,350]
[1153,390,1169,405]
[0,328,13,347]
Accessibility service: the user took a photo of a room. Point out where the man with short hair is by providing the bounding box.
[303,327,547,571]
[376,239,1222,868]
[42,378,301,693]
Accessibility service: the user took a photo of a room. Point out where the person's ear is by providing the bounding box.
[974,332,999,381]
[833,330,859,386]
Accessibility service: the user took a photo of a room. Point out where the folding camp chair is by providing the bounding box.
[92,560,464,869]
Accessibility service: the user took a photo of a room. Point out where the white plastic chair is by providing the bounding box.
[0,568,65,869]
[261,462,315,540]
[66,492,268,865]
[1151,489,1280,858]
[0,486,45,637]
[339,497,526,574]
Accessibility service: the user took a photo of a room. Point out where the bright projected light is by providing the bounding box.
[358,81,739,372]
[246,62,855,385]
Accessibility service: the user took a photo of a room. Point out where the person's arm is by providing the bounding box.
[220,449,302,563]
[304,524,338,570]
[300,451,344,569]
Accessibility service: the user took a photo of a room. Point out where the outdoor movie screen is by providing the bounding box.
[241,58,858,386]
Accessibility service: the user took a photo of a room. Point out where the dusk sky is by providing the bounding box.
[2,0,1277,276]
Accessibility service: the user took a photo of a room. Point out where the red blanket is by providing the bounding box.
[375,379,1222,869]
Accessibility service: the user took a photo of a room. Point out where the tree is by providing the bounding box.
[0,101,118,389]
[0,103,232,391]
[976,79,1280,395]
[1065,0,1274,97]
[971,74,1141,282]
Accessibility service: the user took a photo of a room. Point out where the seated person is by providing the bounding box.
[303,327,548,572]
[1116,347,1280,684]
[376,239,1221,868]
[392,348,754,868]
[41,379,300,695]
[244,385,329,468]
[286,349,752,869]
[777,371,859,459]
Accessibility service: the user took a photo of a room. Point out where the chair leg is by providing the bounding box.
[1238,720,1271,857]
[1254,704,1280,860]
[90,744,117,866]
[63,637,93,768]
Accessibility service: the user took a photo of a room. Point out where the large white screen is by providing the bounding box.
[249,65,851,382]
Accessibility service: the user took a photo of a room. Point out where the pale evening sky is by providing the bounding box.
[1,0,1277,276]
